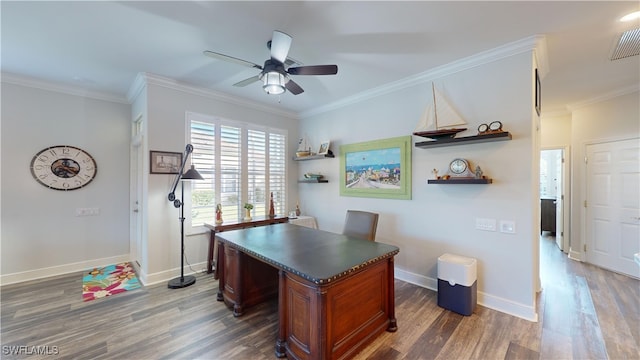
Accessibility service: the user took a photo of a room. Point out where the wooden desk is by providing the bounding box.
[204,215,288,276]
[216,223,399,360]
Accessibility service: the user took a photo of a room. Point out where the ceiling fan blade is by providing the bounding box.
[233,75,261,87]
[203,50,262,69]
[287,65,338,76]
[285,79,304,95]
[270,31,292,64]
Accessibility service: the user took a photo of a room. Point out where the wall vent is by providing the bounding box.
[610,28,640,60]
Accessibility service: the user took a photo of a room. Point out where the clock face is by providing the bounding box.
[30,145,97,190]
[449,158,469,175]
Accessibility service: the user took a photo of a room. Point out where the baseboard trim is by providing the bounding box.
[394,267,538,322]
[0,254,130,286]
[138,261,208,287]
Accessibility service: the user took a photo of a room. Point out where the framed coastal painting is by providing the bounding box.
[340,136,412,200]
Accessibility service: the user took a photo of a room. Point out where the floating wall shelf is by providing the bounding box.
[293,151,335,161]
[298,179,329,183]
[415,132,512,149]
[428,178,493,184]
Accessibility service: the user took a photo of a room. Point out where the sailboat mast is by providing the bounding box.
[432,82,438,128]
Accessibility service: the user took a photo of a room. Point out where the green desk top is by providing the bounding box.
[216,223,399,284]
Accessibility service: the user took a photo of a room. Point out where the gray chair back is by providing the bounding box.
[342,210,379,241]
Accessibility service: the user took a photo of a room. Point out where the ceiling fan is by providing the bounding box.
[203,30,338,95]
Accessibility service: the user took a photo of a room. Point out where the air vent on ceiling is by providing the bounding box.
[610,28,640,60]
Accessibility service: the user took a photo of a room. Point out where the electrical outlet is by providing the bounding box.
[500,220,516,234]
[476,218,497,231]
[75,207,100,217]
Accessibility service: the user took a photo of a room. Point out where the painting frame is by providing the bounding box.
[535,68,541,116]
[340,136,412,200]
[150,150,182,174]
[318,140,331,155]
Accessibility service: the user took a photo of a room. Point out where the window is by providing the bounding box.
[188,112,288,228]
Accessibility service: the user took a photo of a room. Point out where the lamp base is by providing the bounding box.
[167,275,196,289]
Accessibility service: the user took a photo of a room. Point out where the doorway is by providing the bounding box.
[540,147,569,253]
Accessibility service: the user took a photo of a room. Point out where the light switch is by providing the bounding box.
[500,220,516,234]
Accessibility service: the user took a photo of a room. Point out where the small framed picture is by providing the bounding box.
[318,140,331,155]
[150,151,182,174]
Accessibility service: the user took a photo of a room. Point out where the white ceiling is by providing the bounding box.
[2,1,638,116]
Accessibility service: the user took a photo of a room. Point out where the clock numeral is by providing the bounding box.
[49,149,57,157]
[84,166,94,171]
[39,174,48,179]
[61,148,70,155]
[83,174,92,179]
[34,165,44,171]
[62,182,70,188]
[74,179,83,186]
[37,155,49,162]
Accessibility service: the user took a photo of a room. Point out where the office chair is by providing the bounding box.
[342,210,379,241]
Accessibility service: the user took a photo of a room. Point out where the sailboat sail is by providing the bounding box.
[414,84,467,139]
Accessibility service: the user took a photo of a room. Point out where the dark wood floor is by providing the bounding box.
[1,234,638,359]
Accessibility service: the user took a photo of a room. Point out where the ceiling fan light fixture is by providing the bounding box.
[262,71,286,95]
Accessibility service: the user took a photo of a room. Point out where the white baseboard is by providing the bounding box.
[394,267,538,322]
[138,261,208,287]
[0,254,130,286]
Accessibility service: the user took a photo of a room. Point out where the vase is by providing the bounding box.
[244,209,252,221]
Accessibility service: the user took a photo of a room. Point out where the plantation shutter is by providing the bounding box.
[247,129,267,216]
[190,121,215,226]
[269,132,287,216]
[188,113,288,228]
[220,125,242,220]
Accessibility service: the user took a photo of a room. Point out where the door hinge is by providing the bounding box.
[584,156,588,164]
[584,244,587,252]
[584,200,587,208]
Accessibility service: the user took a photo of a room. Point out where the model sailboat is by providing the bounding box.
[413,83,467,139]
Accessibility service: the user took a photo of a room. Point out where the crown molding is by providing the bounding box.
[566,84,639,111]
[301,35,543,119]
[1,72,128,104]
[130,73,299,120]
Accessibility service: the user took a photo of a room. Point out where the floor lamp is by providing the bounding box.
[167,144,204,289]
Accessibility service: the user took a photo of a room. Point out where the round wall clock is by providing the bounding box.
[30,145,97,190]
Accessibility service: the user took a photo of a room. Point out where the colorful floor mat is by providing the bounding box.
[82,262,141,302]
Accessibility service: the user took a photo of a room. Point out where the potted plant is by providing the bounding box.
[243,203,253,221]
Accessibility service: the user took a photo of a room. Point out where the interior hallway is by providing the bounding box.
[537,232,639,359]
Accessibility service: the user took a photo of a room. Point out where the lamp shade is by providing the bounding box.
[262,71,286,95]
[181,165,204,180]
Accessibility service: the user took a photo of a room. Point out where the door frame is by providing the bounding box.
[541,146,570,253]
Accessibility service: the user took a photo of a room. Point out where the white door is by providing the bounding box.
[130,115,144,269]
[555,150,564,251]
[586,138,640,278]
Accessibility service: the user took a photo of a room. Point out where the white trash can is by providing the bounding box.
[437,253,477,316]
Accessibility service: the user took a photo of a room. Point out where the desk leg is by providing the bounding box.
[207,229,215,274]
[275,269,287,358]
[387,257,398,332]
[216,241,225,302]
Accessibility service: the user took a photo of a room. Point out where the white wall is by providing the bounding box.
[568,90,640,260]
[298,51,540,320]
[129,74,300,284]
[1,82,131,284]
